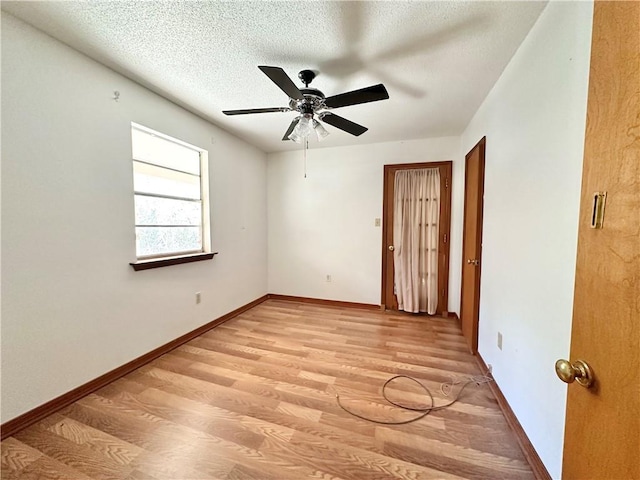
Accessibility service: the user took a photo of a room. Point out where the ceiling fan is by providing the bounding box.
[223,66,389,142]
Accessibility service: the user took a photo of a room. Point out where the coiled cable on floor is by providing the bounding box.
[440,372,494,397]
[335,374,493,425]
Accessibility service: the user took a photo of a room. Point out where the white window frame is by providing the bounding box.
[131,122,211,263]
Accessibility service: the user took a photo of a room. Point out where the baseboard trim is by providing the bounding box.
[0,294,269,440]
[442,311,460,321]
[475,353,551,480]
[267,294,380,311]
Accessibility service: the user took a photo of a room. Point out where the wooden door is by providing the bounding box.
[381,162,452,315]
[460,138,485,353]
[561,2,639,478]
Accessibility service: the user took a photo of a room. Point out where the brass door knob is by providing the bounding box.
[555,359,594,388]
[467,259,479,265]
[388,245,395,251]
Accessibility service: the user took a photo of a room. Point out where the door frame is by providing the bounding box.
[460,137,486,353]
[381,161,453,315]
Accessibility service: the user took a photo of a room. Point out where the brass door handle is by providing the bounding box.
[388,245,395,251]
[467,259,479,266]
[555,359,594,388]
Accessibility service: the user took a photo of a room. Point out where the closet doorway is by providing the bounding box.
[381,161,452,315]
[460,138,485,353]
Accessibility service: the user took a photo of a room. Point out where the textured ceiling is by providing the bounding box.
[2,1,547,153]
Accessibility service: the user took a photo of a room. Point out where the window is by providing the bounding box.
[131,123,211,265]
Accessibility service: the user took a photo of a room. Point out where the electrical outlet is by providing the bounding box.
[326,274,332,283]
[497,332,503,350]
[487,363,493,373]
[195,292,201,304]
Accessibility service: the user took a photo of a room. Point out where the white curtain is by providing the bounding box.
[393,168,440,314]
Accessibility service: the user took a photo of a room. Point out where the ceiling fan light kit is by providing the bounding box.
[288,114,313,143]
[223,66,389,143]
[312,118,329,140]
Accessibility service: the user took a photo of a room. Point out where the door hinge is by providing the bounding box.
[445,177,449,189]
[443,233,448,243]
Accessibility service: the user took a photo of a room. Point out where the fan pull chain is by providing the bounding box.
[304,138,308,178]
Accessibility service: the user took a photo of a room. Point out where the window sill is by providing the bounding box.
[130,252,218,271]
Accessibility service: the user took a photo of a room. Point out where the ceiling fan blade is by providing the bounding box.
[324,84,389,109]
[258,66,304,100]
[321,113,368,136]
[223,107,289,116]
[282,118,300,141]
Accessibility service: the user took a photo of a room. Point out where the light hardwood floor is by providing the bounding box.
[2,300,535,479]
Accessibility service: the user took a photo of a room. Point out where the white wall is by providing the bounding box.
[460,2,593,477]
[1,14,268,422]
[267,137,464,311]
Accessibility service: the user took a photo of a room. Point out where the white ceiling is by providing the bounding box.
[2,1,547,153]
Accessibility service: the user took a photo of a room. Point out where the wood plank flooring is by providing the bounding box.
[2,300,535,479]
